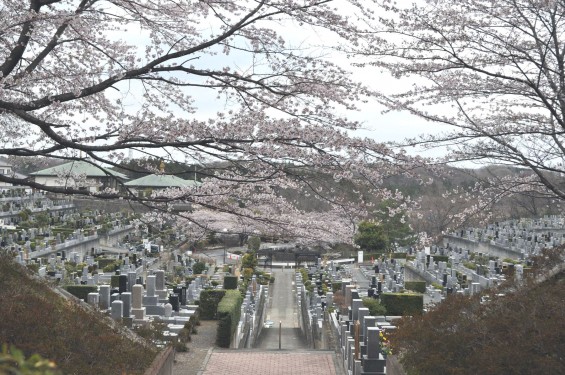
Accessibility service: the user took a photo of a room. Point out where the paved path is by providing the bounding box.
[173,320,218,375]
[181,268,344,375]
[202,351,337,375]
[254,268,307,349]
[349,264,372,294]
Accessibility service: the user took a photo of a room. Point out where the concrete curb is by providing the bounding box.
[196,347,214,375]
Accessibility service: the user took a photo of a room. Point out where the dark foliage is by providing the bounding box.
[380,293,423,316]
[198,289,226,320]
[403,281,426,294]
[223,276,238,290]
[215,290,243,348]
[63,285,98,301]
[192,262,206,275]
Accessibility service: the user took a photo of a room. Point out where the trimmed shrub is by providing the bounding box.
[26,263,39,273]
[216,290,243,348]
[97,258,115,269]
[64,285,98,301]
[362,297,387,316]
[102,261,120,273]
[404,281,426,293]
[199,289,226,320]
[192,261,206,275]
[429,255,449,263]
[223,276,238,290]
[380,293,423,316]
[431,282,443,290]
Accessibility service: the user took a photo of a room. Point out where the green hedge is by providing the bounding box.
[362,297,387,316]
[97,258,116,269]
[199,289,226,320]
[64,285,98,301]
[429,255,449,263]
[390,252,408,259]
[404,281,426,293]
[223,276,238,290]
[380,293,423,316]
[216,290,243,348]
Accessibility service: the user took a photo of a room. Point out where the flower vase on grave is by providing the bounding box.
[380,331,392,359]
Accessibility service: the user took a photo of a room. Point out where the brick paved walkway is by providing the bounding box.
[202,350,338,375]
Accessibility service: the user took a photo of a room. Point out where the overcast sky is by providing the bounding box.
[112,1,451,161]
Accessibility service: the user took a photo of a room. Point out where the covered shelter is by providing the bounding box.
[30,160,128,193]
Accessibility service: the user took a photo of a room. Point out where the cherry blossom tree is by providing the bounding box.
[360,0,565,211]
[0,0,424,243]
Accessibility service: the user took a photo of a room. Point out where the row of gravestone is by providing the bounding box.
[337,280,397,374]
[9,214,211,337]
[2,206,133,247]
[409,248,522,300]
[83,270,204,335]
[236,278,268,348]
[448,215,565,256]
[293,257,406,374]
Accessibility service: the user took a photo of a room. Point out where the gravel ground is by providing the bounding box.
[173,320,218,375]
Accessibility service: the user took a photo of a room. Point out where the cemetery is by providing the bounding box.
[284,215,565,374]
[4,1,565,373]
[2,185,565,374]
[31,234,271,352]
[0,197,274,374]
[292,258,405,375]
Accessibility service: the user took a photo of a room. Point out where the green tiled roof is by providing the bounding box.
[124,174,200,188]
[30,161,128,179]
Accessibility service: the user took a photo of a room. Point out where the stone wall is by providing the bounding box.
[143,346,174,375]
[403,263,433,283]
[443,235,523,259]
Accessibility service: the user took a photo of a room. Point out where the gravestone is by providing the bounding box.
[155,270,165,289]
[358,307,370,336]
[111,300,123,320]
[111,292,120,303]
[99,285,111,310]
[87,292,99,307]
[164,303,173,318]
[352,299,363,321]
[361,327,386,374]
[127,271,137,292]
[118,274,127,293]
[169,294,180,312]
[146,275,156,297]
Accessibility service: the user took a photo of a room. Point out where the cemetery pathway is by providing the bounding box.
[196,268,344,375]
[254,268,308,350]
[173,320,218,375]
[350,265,371,294]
